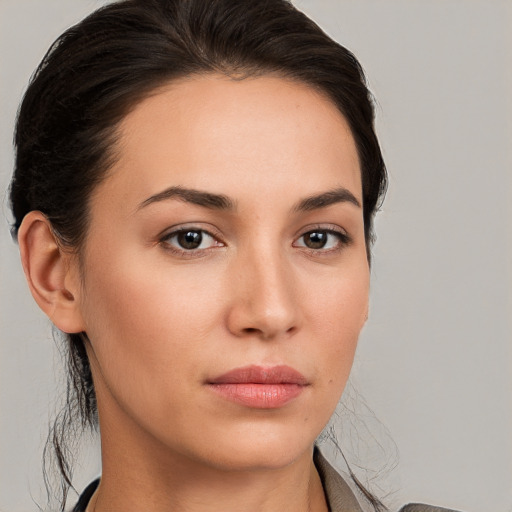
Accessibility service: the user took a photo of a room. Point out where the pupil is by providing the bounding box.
[178,230,202,249]
[305,231,327,249]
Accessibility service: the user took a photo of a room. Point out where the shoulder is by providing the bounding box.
[399,505,463,512]
[314,448,464,512]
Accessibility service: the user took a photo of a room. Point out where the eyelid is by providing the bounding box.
[158,221,224,239]
[294,223,350,240]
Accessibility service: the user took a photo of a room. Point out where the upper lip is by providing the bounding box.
[208,365,309,385]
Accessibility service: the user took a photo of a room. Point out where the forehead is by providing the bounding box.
[95,74,362,212]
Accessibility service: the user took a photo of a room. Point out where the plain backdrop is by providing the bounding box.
[1,1,511,511]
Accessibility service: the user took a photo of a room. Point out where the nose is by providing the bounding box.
[225,246,300,340]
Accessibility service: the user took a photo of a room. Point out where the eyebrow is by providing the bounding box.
[137,185,360,213]
[137,186,236,211]
[293,187,361,212]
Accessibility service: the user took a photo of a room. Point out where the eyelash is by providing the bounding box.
[159,225,351,257]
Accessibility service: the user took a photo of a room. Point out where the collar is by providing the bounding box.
[314,448,365,512]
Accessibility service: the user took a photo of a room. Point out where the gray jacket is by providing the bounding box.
[314,448,461,512]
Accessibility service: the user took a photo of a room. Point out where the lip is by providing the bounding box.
[207,365,309,409]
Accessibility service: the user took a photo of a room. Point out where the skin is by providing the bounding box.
[19,74,369,512]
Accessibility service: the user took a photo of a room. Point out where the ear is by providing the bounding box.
[17,211,86,334]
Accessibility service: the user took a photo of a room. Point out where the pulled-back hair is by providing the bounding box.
[9,0,387,510]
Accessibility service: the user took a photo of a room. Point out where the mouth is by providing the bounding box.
[207,365,309,409]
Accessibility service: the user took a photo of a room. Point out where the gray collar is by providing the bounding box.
[314,448,364,512]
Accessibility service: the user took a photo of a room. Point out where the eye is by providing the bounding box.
[294,229,349,251]
[161,228,221,251]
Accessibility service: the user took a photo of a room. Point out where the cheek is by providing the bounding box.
[78,249,232,440]
[306,262,369,386]
[85,256,214,327]
[306,255,369,333]
[78,246,225,390]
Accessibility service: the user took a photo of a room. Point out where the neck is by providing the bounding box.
[92,457,326,512]
[91,445,327,512]
[89,392,328,512]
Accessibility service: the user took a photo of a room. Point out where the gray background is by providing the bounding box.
[1,1,511,511]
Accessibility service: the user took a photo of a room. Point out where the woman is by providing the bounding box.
[7,1,466,511]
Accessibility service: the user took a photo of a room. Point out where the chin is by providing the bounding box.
[186,422,318,472]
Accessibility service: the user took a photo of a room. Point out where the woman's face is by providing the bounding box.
[75,74,369,471]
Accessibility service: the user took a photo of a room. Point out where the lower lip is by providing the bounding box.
[208,383,305,409]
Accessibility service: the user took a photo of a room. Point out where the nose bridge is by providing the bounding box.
[228,235,299,339]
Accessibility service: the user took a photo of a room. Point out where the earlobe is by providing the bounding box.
[17,211,86,333]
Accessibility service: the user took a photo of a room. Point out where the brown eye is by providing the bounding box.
[294,229,349,251]
[177,230,203,249]
[303,231,328,249]
[162,229,220,252]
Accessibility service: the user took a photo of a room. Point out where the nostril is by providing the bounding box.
[240,325,297,339]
